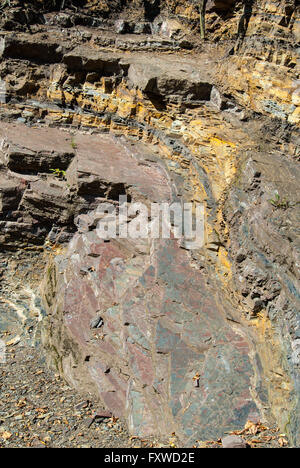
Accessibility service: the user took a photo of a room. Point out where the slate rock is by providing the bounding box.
[222,435,248,448]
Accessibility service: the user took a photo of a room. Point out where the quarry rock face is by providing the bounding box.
[0,0,299,447]
[40,132,263,444]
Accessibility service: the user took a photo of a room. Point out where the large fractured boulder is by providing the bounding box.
[20,179,74,226]
[0,122,75,174]
[0,122,172,246]
[0,35,64,63]
[63,48,213,102]
[41,130,268,446]
[63,46,127,75]
[0,176,23,214]
[127,59,213,102]
[0,122,77,244]
[0,142,74,175]
[68,133,171,202]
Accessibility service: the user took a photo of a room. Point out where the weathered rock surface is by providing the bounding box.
[0,123,77,245]
[0,35,65,63]
[225,149,300,440]
[40,131,265,445]
[127,58,213,102]
[221,435,247,449]
[0,0,299,448]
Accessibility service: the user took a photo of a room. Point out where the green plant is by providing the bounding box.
[50,168,66,180]
[268,193,290,210]
[70,137,77,150]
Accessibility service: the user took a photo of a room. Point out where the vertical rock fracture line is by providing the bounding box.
[199,0,207,39]
[237,0,254,39]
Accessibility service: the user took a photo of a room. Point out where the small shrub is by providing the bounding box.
[268,193,290,210]
[50,168,66,180]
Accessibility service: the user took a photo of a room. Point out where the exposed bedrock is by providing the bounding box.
[38,128,275,445]
[0,120,298,445]
[225,150,300,444]
[0,0,299,447]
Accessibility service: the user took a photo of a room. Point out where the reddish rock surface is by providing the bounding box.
[0,0,299,449]
[40,130,265,445]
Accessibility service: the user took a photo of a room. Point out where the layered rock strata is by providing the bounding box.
[0,0,299,446]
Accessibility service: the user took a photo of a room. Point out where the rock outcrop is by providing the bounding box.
[38,129,264,444]
[0,0,299,447]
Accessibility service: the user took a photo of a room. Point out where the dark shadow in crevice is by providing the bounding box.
[279,3,295,27]
[108,183,131,202]
[237,0,254,40]
[145,92,167,112]
[144,0,161,22]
